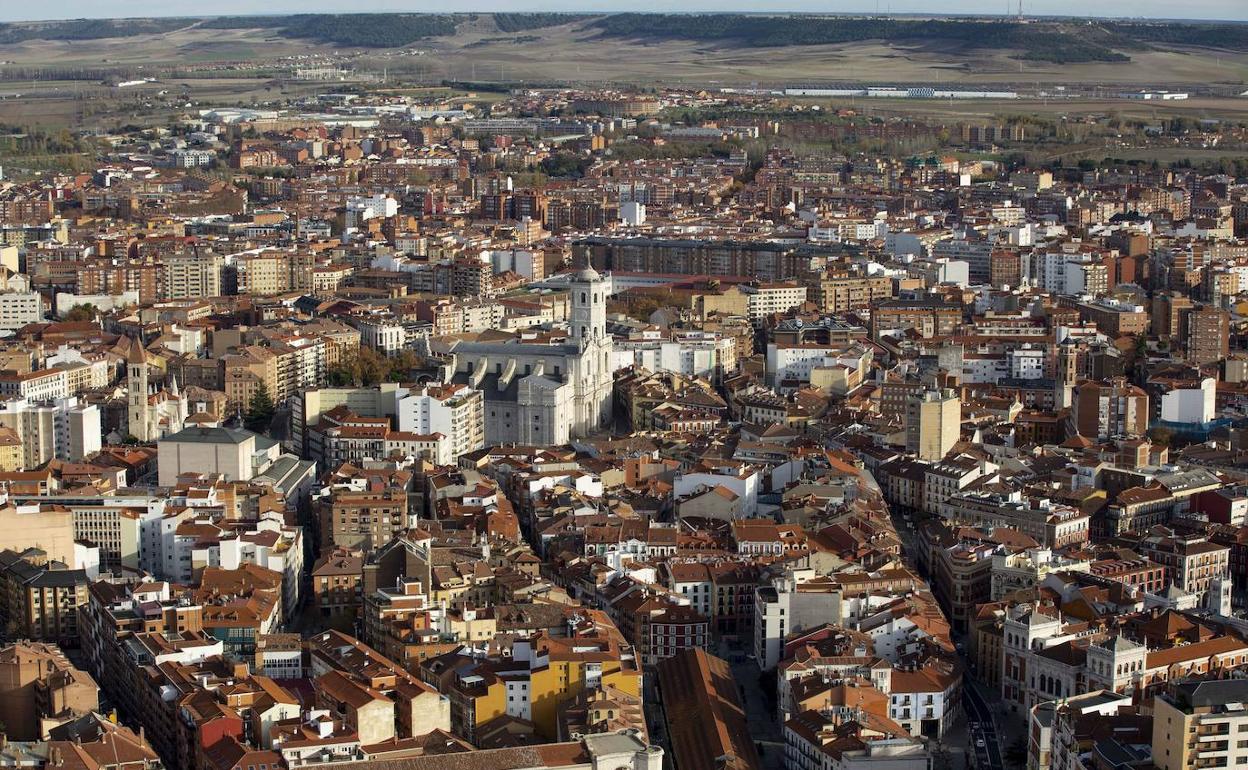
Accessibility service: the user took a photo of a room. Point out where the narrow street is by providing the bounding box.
[720,467,1020,770]
[720,639,786,770]
[963,676,1006,770]
[871,466,1015,770]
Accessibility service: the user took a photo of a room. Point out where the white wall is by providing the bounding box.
[1160,378,1215,424]
[55,291,140,317]
[674,470,759,515]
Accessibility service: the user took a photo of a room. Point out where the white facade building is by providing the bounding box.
[766,342,870,389]
[1160,377,1216,424]
[742,282,809,320]
[485,249,543,279]
[0,396,101,464]
[345,193,398,225]
[613,330,737,383]
[355,318,407,356]
[673,466,761,517]
[620,201,646,226]
[1008,345,1047,380]
[170,512,304,618]
[0,291,42,330]
[0,369,70,402]
[446,268,614,446]
[393,383,485,461]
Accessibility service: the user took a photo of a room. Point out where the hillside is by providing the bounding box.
[2,14,1247,62]
[585,15,1248,64]
[1,13,1247,90]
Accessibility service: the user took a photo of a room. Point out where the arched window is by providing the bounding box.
[581,292,587,304]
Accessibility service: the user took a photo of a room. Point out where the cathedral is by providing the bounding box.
[447,267,614,445]
[126,343,188,442]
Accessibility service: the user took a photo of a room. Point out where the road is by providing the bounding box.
[962,675,1006,770]
[721,465,1016,770]
[870,465,1010,770]
[720,640,785,770]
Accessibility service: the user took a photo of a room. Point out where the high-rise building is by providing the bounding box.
[932,234,994,283]
[0,291,42,330]
[324,487,413,552]
[0,395,101,465]
[740,281,808,319]
[810,274,893,313]
[905,389,960,461]
[393,383,486,461]
[161,253,223,300]
[0,642,98,740]
[1072,378,1148,439]
[234,252,286,296]
[1154,679,1248,770]
[0,552,92,642]
[1186,306,1230,365]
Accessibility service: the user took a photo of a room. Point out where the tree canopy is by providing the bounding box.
[587,14,1188,63]
[245,382,276,435]
[203,13,460,47]
[62,303,97,323]
[328,348,425,388]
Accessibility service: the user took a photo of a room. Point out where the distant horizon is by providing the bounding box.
[1,3,1246,24]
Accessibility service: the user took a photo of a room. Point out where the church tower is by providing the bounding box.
[567,266,612,433]
[1055,339,1078,411]
[126,343,150,442]
[1086,635,1146,695]
[569,266,606,350]
[166,372,187,437]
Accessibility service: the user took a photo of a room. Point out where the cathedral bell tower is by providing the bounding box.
[567,266,612,433]
[569,266,606,351]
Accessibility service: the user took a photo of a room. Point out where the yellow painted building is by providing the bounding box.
[425,611,642,744]
[1153,679,1248,770]
[526,631,642,739]
[0,427,24,471]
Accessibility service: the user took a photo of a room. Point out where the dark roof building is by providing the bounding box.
[655,648,761,770]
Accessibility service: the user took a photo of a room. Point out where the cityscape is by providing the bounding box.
[0,7,1247,770]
